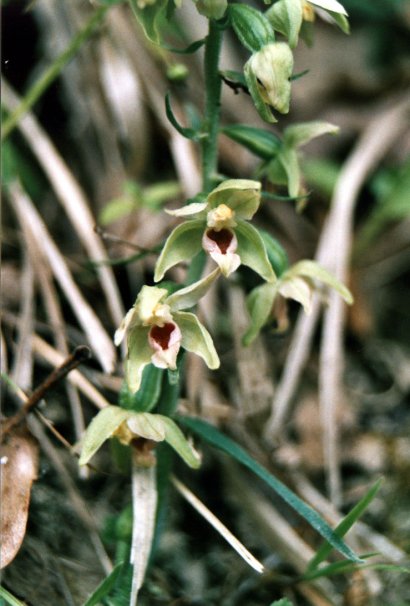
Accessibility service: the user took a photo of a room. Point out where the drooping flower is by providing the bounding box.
[79,405,201,469]
[154,179,275,282]
[115,271,220,393]
[266,0,349,50]
[243,260,353,345]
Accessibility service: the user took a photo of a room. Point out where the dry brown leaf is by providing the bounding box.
[0,424,39,568]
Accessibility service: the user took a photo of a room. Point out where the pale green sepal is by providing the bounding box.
[154,220,204,282]
[167,268,220,312]
[235,220,276,282]
[309,0,347,16]
[126,412,167,441]
[157,415,201,468]
[174,311,220,369]
[79,406,132,465]
[194,0,227,20]
[165,202,207,218]
[126,326,153,393]
[266,0,303,49]
[244,61,277,124]
[243,282,277,345]
[287,260,353,303]
[328,10,350,34]
[279,276,313,313]
[284,121,339,148]
[207,179,262,219]
[278,147,300,198]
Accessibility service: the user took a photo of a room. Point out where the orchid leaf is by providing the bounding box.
[221,124,282,160]
[179,416,363,564]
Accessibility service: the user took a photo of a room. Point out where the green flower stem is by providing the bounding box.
[201,19,223,194]
[1,5,109,141]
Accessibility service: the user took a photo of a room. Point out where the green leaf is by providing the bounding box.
[221,124,282,160]
[128,0,168,45]
[266,0,303,48]
[278,146,300,197]
[270,599,294,606]
[235,220,277,282]
[82,563,124,606]
[154,220,204,282]
[306,478,383,573]
[179,416,363,564]
[259,229,289,276]
[79,406,131,465]
[166,268,220,311]
[0,586,26,606]
[284,121,339,148]
[164,38,206,54]
[119,365,163,412]
[99,196,138,225]
[243,282,277,345]
[175,311,220,370]
[286,260,353,304]
[228,4,275,52]
[165,93,199,140]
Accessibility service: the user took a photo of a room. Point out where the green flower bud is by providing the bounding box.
[246,42,294,116]
[194,0,227,20]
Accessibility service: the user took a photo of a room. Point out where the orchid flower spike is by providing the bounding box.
[154,179,275,282]
[115,271,220,393]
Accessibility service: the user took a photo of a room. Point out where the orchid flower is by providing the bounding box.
[79,405,201,469]
[154,179,275,281]
[115,270,220,393]
[243,260,353,345]
[266,0,349,50]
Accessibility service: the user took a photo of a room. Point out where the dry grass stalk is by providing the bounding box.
[9,180,116,373]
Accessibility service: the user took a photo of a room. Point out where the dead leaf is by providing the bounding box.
[0,424,39,568]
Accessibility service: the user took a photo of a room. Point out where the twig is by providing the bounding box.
[2,347,91,435]
[172,475,265,574]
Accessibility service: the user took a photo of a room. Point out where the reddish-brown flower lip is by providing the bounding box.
[149,322,177,350]
[205,228,234,254]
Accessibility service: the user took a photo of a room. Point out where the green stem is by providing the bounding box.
[1,5,108,141]
[201,20,223,193]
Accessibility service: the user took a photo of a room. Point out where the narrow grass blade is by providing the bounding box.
[180,416,362,563]
[0,587,26,606]
[82,563,123,606]
[306,478,383,573]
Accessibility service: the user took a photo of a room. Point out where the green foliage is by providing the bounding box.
[0,587,25,606]
[82,564,124,606]
[228,4,276,52]
[179,416,362,563]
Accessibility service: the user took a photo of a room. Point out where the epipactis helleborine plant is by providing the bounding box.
[115,270,220,393]
[154,179,275,281]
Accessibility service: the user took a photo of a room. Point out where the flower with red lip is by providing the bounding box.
[154,179,275,281]
[115,271,220,393]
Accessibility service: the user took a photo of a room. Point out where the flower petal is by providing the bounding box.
[243,282,277,345]
[174,311,220,370]
[166,268,220,312]
[308,0,347,16]
[235,220,276,282]
[79,406,132,465]
[207,179,262,220]
[136,286,170,326]
[114,306,138,346]
[285,260,353,303]
[126,326,153,393]
[148,322,182,369]
[157,415,201,468]
[279,276,313,313]
[126,412,167,441]
[283,120,339,148]
[202,228,241,276]
[165,201,208,218]
[154,220,204,282]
